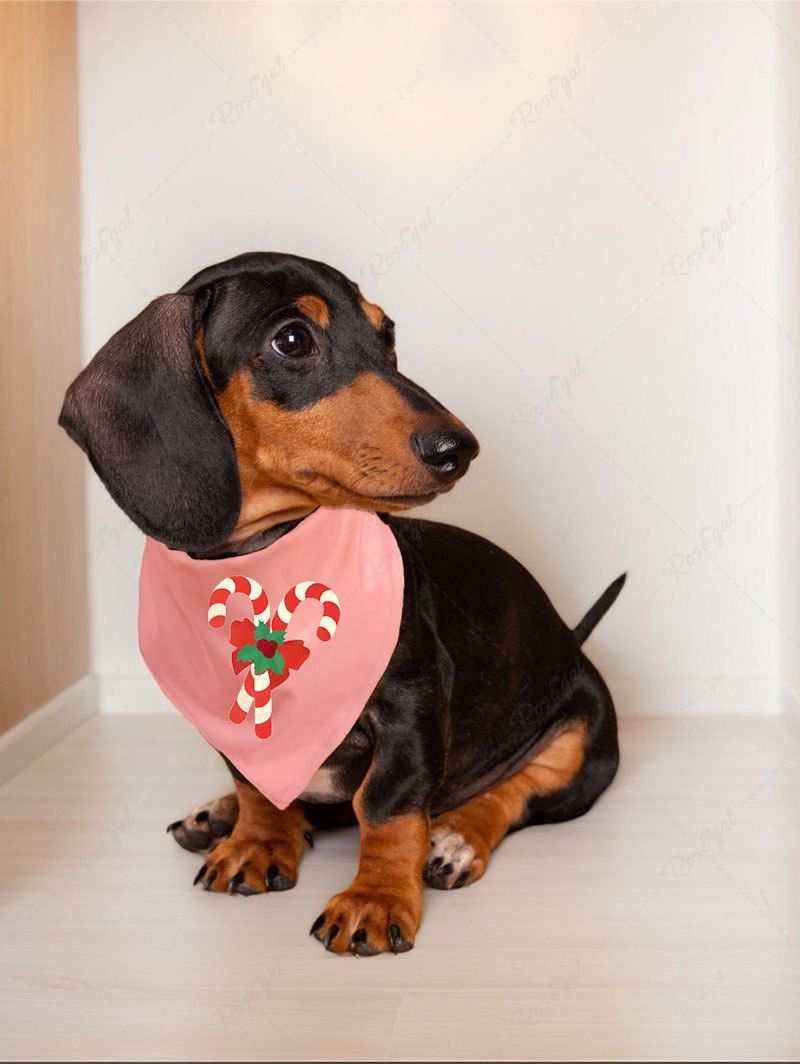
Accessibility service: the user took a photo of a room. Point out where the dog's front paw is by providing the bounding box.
[423,819,488,890]
[193,828,310,895]
[310,885,422,956]
[166,794,238,853]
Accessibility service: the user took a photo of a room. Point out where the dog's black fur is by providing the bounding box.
[301,515,622,820]
[61,252,623,954]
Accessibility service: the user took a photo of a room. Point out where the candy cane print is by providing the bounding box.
[207,575,270,629]
[246,666,274,740]
[227,666,271,729]
[272,581,341,642]
[207,576,271,732]
[228,661,274,738]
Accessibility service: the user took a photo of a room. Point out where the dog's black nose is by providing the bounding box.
[412,427,479,480]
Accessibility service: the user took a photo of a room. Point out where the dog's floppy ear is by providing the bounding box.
[59,292,241,552]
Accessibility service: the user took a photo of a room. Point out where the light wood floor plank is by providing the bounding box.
[1,715,798,1060]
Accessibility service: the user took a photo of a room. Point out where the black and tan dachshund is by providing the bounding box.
[60,252,624,956]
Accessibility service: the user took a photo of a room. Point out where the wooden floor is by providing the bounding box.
[1,714,798,1061]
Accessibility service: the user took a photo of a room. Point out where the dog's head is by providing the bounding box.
[60,252,478,552]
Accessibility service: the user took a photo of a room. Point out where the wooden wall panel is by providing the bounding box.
[0,2,88,733]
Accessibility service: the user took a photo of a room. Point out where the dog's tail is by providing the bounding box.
[572,573,627,646]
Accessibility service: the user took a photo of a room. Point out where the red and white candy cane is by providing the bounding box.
[234,665,273,740]
[208,575,270,629]
[272,580,341,642]
[207,576,275,739]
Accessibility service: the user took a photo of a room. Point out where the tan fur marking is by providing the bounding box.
[360,296,385,330]
[430,720,589,886]
[217,369,458,541]
[194,323,212,381]
[200,782,311,893]
[295,294,330,329]
[315,791,429,952]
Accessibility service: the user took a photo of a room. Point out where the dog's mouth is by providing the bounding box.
[302,433,478,512]
[369,490,439,505]
[307,474,442,512]
[308,427,479,512]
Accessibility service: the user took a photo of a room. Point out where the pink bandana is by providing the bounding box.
[139,508,404,808]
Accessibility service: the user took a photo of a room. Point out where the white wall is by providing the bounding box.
[78,1,789,715]
[777,2,800,720]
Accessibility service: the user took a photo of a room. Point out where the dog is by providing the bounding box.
[60,251,623,956]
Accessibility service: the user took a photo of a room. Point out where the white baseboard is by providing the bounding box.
[780,686,800,744]
[0,676,98,785]
[96,672,782,717]
[97,674,173,715]
[0,673,779,789]
[781,684,800,715]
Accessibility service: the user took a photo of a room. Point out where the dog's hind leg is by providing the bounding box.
[166,793,240,853]
[424,716,611,890]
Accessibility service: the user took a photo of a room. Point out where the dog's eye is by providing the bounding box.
[271,324,314,358]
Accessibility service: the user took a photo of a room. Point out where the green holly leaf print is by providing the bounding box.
[251,654,271,675]
[236,645,270,674]
[265,651,286,676]
[253,622,286,645]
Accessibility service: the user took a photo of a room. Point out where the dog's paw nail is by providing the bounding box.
[227,871,245,894]
[266,864,295,891]
[388,922,412,954]
[166,820,182,834]
[303,830,314,848]
[203,870,218,891]
[193,863,208,886]
[323,924,339,950]
[194,810,210,823]
[454,870,470,888]
[429,856,443,871]
[350,928,378,956]
[310,914,325,937]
